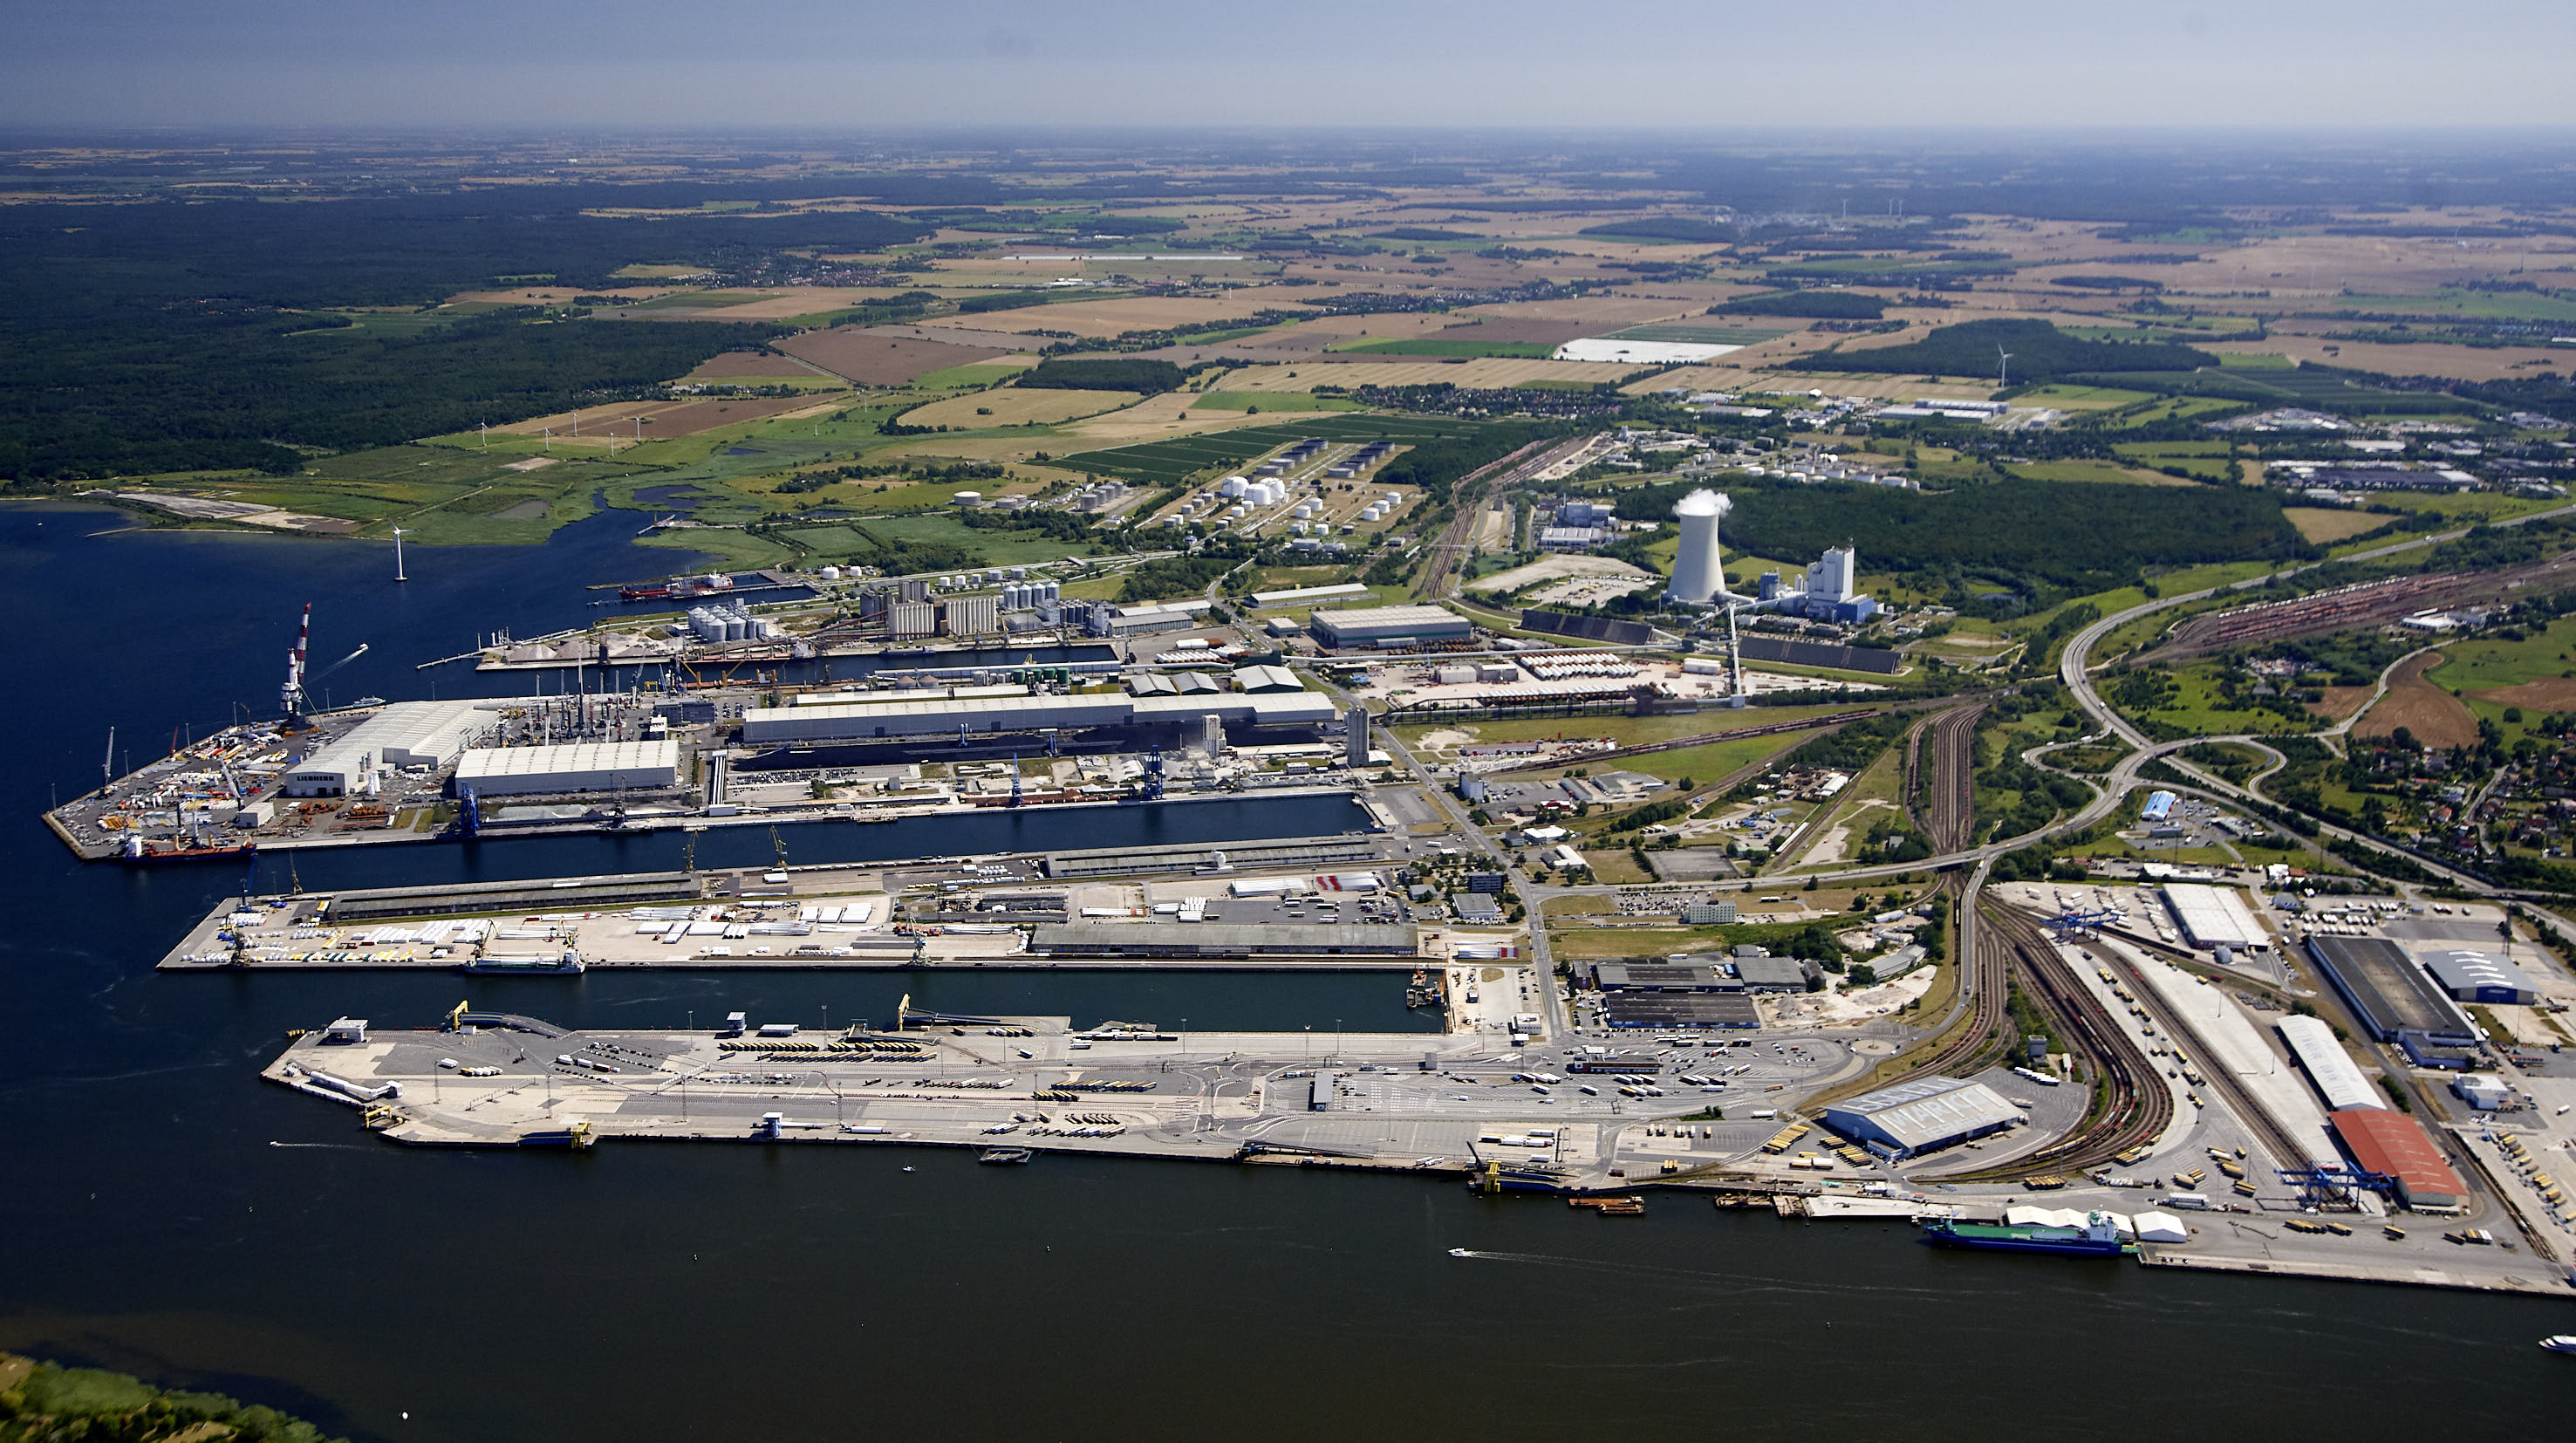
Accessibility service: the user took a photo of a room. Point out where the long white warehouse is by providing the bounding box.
[2276,1015,2385,1112]
[284,701,493,797]
[2160,883,2267,950]
[455,740,681,797]
[741,690,1337,743]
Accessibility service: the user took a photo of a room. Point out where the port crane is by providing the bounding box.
[280,604,314,729]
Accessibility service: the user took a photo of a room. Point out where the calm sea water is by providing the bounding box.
[0,503,2566,1442]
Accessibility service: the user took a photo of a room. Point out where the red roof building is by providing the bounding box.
[2329,1110,2469,1212]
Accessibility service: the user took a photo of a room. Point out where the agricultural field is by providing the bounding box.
[2005,460,2196,487]
[1219,357,1646,391]
[897,389,1139,428]
[776,512,1112,569]
[2421,615,2576,728]
[779,328,1014,385]
[1330,337,1560,359]
[912,361,1036,389]
[1057,414,1491,485]
[1189,391,1363,413]
[496,391,839,444]
[936,294,1290,339]
[1607,324,1789,345]
[2352,652,2481,749]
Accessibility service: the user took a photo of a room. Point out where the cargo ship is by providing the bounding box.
[619,572,738,603]
[120,836,256,864]
[1920,1212,2131,1257]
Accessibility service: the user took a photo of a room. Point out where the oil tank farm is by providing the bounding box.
[1821,1076,2020,1161]
[2274,1015,2386,1111]
[2327,1110,2470,1213]
[2304,935,2477,1049]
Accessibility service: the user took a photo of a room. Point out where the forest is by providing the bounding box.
[1791,318,2214,382]
[0,192,935,482]
[1610,475,2306,595]
[1018,358,1185,393]
[1712,291,1884,318]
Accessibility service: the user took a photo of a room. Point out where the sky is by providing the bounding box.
[5,0,2576,131]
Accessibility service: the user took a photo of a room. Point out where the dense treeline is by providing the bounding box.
[1018,358,1184,393]
[1793,318,2213,382]
[1712,291,1884,318]
[0,192,936,482]
[1577,218,1734,243]
[1611,475,2306,593]
[0,1351,347,1442]
[4,309,775,482]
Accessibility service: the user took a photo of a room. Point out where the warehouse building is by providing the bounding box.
[2327,1110,2469,1213]
[455,740,681,797]
[1824,1076,2021,1160]
[1232,663,1304,694]
[284,701,494,797]
[741,689,1337,743]
[940,593,1001,638]
[2306,935,2477,1047]
[1024,922,1418,957]
[1597,992,1760,1029]
[2161,883,2268,950]
[2419,948,2540,1005]
[1043,837,1381,879]
[1309,604,1472,649]
[2275,1015,2386,1112]
[1595,960,1728,992]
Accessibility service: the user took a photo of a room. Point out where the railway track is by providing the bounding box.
[1412,437,1568,601]
[2094,938,2313,1175]
[1935,902,2173,1180]
[1809,705,1997,1108]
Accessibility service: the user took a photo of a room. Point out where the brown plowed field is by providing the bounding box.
[495,393,829,439]
[1425,317,1595,345]
[683,351,820,380]
[779,328,1011,384]
[2353,653,2479,749]
[2470,678,2576,711]
[2306,686,2376,722]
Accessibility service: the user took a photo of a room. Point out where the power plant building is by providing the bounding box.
[455,740,682,797]
[1308,605,1471,648]
[741,690,1336,743]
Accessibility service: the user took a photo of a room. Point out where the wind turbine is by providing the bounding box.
[1996,345,2014,390]
[391,526,410,583]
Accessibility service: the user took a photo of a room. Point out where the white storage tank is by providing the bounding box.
[952,490,981,506]
[1292,503,1314,519]
[1041,581,1060,602]
[818,565,842,581]
[1220,476,1248,498]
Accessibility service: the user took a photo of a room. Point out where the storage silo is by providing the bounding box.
[1041,581,1060,603]
[1666,489,1730,604]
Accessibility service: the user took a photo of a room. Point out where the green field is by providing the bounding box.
[2016,384,2160,408]
[2216,352,2296,368]
[912,363,1033,390]
[779,511,1110,567]
[2316,290,2576,324]
[1608,324,1788,345]
[632,290,776,311]
[1059,414,1490,483]
[1192,391,1363,412]
[1332,338,1559,359]
[126,442,648,545]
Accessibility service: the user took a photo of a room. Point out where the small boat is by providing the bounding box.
[1447,1248,1472,1258]
[349,694,386,707]
[979,1146,1033,1165]
[2542,1336,2576,1355]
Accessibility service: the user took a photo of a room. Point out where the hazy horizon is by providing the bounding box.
[8,0,2575,131]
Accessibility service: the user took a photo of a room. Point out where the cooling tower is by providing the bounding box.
[1667,489,1731,603]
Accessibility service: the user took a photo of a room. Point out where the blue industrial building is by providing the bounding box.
[2142,790,2176,823]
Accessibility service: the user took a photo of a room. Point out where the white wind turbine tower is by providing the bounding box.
[1996,345,2014,391]
[391,526,410,583]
